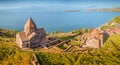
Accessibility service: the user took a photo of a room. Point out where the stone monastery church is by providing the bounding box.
[16,18,104,49]
[16,18,46,48]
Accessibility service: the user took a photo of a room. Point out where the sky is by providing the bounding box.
[0,0,120,31]
[0,0,120,10]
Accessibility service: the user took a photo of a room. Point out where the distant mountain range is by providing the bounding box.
[86,8,120,12]
[65,8,120,12]
[64,10,80,12]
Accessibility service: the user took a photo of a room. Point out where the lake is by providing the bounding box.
[0,11,120,32]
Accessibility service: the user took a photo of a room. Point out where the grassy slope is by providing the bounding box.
[0,16,120,65]
[100,16,120,30]
[0,29,32,65]
[0,30,120,65]
[36,18,120,65]
[36,34,120,65]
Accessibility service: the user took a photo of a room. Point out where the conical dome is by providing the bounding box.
[25,17,36,28]
[24,17,37,36]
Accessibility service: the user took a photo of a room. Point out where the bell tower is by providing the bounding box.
[24,17,37,36]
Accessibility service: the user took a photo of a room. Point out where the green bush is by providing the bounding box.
[72,28,92,34]
[0,28,19,37]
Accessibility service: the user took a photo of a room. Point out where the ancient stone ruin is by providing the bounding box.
[104,27,120,36]
[16,17,46,48]
[81,29,103,48]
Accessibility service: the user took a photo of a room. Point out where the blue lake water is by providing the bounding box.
[0,11,120,32]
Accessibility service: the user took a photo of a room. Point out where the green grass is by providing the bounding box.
[0,37,32,65]
[36,49,120,65]
[0,28,18,37]
[1,26,120,65]
[100,16,120,30]
[0,29,32,65]
[59,36,74,41]
[57,44,68,50]
[36,34,120,65]
[102,34,120,51]
[68,41,81,46]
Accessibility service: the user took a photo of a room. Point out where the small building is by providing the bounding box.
[16,17,46,48]
[82,29,103,48]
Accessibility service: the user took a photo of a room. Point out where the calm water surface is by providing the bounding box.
[0,11,120,32]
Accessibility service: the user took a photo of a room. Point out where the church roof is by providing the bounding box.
[36,28,46,34]
[25,17,36,28]
[18,32,29,42]
[18,28,46,42]
[28,32,36,39]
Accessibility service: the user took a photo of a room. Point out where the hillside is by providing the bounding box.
[100,16,120,30]
[0,29,32,65]
[29,16,120,65]
[36,30,120,65]
[0,16,120,65]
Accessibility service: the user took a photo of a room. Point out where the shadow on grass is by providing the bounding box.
[59,36,74,41]
[103,33,110,43]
